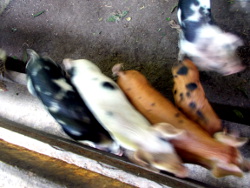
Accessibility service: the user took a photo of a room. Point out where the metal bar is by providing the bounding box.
[0,117,213,188]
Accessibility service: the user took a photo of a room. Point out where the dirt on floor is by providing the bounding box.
[0,0,250,108]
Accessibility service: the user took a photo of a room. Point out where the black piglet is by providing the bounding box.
[26,49,120,154]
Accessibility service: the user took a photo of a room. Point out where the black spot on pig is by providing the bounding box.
[186,83,197,91]
[182,21,202,42]
[177,66,188,75]
[179,0,200,21]
[199,8,213,24]
[196,110,205,119]
[180,93,184,101]
[175,113,181,117]
[174,90,177,95]
[151,103,155,106]
[189,102,196,109]
[178,120,184,124]
[102,82,117,90]
[186,92,191,97]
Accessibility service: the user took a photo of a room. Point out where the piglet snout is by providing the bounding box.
[223,64,246,76]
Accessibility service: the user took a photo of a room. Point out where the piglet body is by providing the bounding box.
[26,49,119,153]
[63,58,188,178]
[177,0,245,75]
[112,64,250,177]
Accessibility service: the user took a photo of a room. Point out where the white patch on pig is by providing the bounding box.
[67,128,83,137]
[187,4,201,22]
[54,91,66,100]
[31,64,43,76]
[49,101,60,113]
[44,66,50,70]
[52,78,74,92]
[177,9,182,24]
[26,77,37,96]
[79,140,96,147]
[56,119,66,125]
[197,0,210,10]
[43,91,52,96]
[35,85,41,92]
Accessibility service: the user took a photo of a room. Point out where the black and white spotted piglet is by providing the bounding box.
[26,49,120,154]
[176,0,245,75]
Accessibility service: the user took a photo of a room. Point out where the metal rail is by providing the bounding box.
[0,117,213,188]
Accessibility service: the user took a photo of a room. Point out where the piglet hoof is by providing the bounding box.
[152,122,185,140]
[212,162,243,178]
[112,63,124,77]
[0,82,7,92]
[240,159,250,172]
[214,131,248,148]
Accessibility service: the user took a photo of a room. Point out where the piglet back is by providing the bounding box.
[26,49,113,144]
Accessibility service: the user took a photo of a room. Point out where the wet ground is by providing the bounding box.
[1,0,250,107]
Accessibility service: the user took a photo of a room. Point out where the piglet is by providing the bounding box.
[26,49,120,154]
[174,0,245,75]
[63,58,188,178]
[112,64,250,177]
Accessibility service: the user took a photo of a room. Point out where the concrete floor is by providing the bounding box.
[1,0,250,106]
[0,0,250,187]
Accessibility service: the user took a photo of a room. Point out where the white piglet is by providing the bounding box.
[63,58,188,178]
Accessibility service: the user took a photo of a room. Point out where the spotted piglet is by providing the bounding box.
[26,49,120,154]
[175,0,245,75]
[63,58,188,178]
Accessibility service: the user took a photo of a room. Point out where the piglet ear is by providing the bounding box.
[62,58,74,70]
[26,49,39,63]
[152,122,185,139]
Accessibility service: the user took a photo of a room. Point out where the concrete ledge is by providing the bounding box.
[0,139,133,188]
[0,117,206,188]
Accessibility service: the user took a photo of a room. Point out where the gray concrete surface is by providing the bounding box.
[0,161,62,188]
[1,0,250,106]
[0,79,250,188]
[0,0,250,188]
